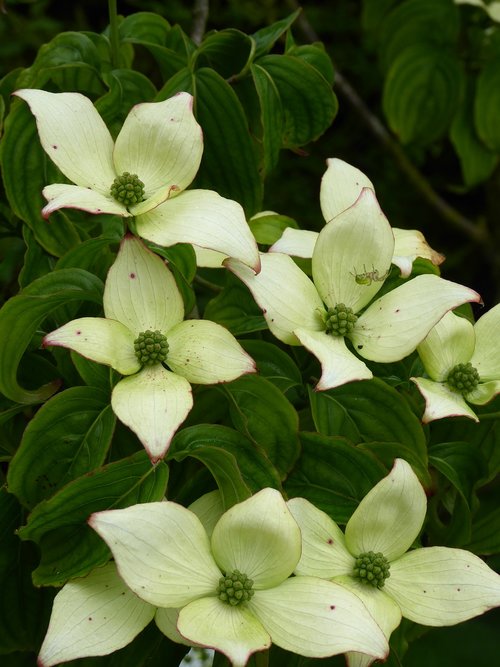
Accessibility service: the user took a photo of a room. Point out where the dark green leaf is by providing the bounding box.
[18,451,168,585]
[7,387,115,509]
[1,100,81,256]
[96,69,157,131]
[475,58,500,152]
[195,29,255,78]
[170,424,282,496]
[224,374,300,479]
[286,44,335,85]
[203,273,267,336]
[193,67,263,216]
[257,54,338,148]
[249,64,283,175]
[0,489,54,654]
[383,44,464,145]
[240,340,302,393]
[0,268,103,404]
[285,432,386,523]
[252,10,301,58]
[450,77,498,186]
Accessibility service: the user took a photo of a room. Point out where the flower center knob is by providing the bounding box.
[353,551,390,589]
[110,172,145,205]
[134,330,169,366]
[217,570,254,606]
[446,362,480,395]
[325,303,358,336]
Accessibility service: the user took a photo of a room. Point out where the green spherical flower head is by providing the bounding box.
[217,570,254,606]
[446,362,480,395]
[353,551,390,589]
[134,330,169,366]
[325,303,358,336]
[110,172,145,206]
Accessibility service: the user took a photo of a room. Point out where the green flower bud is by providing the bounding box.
[217,570,254,606]
[324,303,358,336]
[110,172,145,206]
[446,362,480,395]
[134,330,169,366]
[353,550,390,589]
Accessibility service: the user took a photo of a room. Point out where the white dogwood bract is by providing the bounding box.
[288,459,500,667]
[14,89,260,270]
[227,189,480,389]
[43,235,255,460]
[411,306,500,422]
[87,489,389,666]
[270,158,445,277]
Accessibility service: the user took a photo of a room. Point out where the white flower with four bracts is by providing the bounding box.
[411,305,500,422]
[37,489,389,667]
[227,188,480,389]
[288,458,500,667]
[14,89,260,271]
[43,235,255,461]
[270,158,445,277]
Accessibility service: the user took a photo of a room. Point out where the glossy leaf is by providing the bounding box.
[195,29,255,78]
[475,58,500,152]
[252,10,301,58]
[7,387,115,510]
[18,451,168,585]
[240,340,302,393]
[285,432,386,524]
[203,273,267,336]
[224,374,300,479]
[251,63,283,175]
[383,44,464,145]
[0,268,103,404]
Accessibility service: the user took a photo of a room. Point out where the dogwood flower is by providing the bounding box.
[43,235,255,461]
[411,306,500,422]
[270,158,445,277]
[14,89,260,271]
[226,188,480,389]
[288,459,500,667]
[85,489,388,666]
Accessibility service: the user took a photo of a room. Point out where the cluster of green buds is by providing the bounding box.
[110,172,145,205]
[353,550,391,589]
[446,362,480,395]
[133,330,169,366]
[324,303,358,336]
[217,570,255,606]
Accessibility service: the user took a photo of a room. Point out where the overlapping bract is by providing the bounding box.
[43,235,255,460]
[288,459,500,667]
[14,89,260,271]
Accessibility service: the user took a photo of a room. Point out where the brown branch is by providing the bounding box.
[287,0,488,244]
[191,0,209,45]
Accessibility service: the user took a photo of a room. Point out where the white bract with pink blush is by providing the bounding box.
[43,235,255,461]
[14,89,260,271]
[288,459,500,667]
[411,306,500,422]
[227,188,480,389]
[270,158,445,278]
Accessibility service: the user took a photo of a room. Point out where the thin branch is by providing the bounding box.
[286,0,488,244]
[191,0,209,46]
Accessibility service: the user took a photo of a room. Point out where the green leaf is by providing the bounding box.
[451,77,498,186]
[1,100,81,256]
[223,374,300,479]
[0,268,103,404]
[377,0,460,71]
[383,44,464,145]
[18,451,168,586]
[18,225,53,288]
[310,379,430,484]
[203,273,267,336]
[240,340,302,393]
[7,387,116,510]
[475,58,500,152]
[427,440,487,546]
[467,503,500,555]
[119,12,188,80]
[55,235,119,281]
[286,44,335,85]
[96,69,157,131]
[195,29,255,78]
[257,54,338,148]
[285,432,386,524]
[170,424,282,497]
[250,63,283,175]
[193,67,263,216]
[16,31,105,93]
[0,489,54,654]
[252,10,300,58]
[148,242,196,314]
[248,212,298,245]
